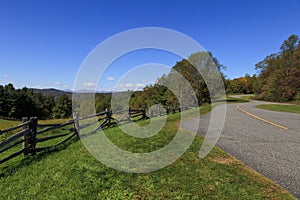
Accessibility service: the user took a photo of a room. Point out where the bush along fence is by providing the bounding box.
[0,106,184,165]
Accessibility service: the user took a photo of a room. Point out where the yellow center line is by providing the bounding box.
[237,104,289,131]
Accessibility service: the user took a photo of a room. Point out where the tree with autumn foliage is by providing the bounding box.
[255,34,300,102]
[128,51,226,109]
[227,74,257,94]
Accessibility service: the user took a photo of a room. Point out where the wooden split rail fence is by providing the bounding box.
[0,106,184,165]
[149,106,182,118]
[0,117,78,165]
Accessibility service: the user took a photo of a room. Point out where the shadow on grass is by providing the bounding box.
[214,98,249,103]
[0,136,80,178]
[0,117,150,177]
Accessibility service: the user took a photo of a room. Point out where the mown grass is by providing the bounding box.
[1,118,73,148]
[0,118,69,131]
[0,119,20,130]
[0,119,22,141]
[0,106,296,199]
[240,94,255,100]
[256,104,300,114]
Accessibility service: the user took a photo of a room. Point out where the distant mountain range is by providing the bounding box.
[31,88,72,98]
[31,88,113,98]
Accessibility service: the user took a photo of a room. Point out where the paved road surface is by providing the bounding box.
[182,99,300,198]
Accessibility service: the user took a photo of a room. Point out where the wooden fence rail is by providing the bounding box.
[0,105,183,165]
[0,116,76,164]
[0,121,30,136]
[0,129,28,149]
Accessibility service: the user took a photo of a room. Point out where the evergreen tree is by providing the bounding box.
[52,94,72,118]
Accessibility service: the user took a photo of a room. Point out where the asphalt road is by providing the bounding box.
[182,99,300,199]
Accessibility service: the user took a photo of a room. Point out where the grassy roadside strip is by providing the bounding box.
[0,101,296,199]
[226,96,250,103]
[256,104,300,114]
[240,95,255,100]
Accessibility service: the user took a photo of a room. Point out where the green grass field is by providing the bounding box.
[256,104,300,114]
[0,119,20,130]
[0,118,69,130]
[0,118,72,143]
[0,119,23,141]
[0,106,295,199]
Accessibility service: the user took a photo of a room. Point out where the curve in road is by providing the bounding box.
[237,104,289,130]
[182,99,300,199]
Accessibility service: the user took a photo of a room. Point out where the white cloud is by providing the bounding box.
[107,76,115,81]
[125,83,133,87]
[114,82,146,91]
[136,83,145,88]
[83,82,97,87]
[53,81,69,89]
[3,74,8,78]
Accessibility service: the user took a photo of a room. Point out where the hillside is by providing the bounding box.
[32,88,72,99]
[0,105,295,199]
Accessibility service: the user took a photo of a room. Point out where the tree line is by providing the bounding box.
[2,35,297,120]
[0,84,72,120]
[1,52,225,120]
[227,34,300,102]
[122,52,226,110]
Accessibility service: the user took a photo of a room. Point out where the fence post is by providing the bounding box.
[166,106,170,115]
[158,106,162,116]
[149,109,153,118]
[22,117,29,156]
[127,107,131,121]
[73,112,79,135]
[172,106,176,114]
[178,106,181,113]
[109,110,112,126]
[28,117,37,155]
[105,108,108,126]
[105,108,111,127]
[142,105,146,119]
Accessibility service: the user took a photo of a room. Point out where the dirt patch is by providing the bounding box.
[208,156,236,165]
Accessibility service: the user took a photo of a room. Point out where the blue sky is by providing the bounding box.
[0,0,300,91]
